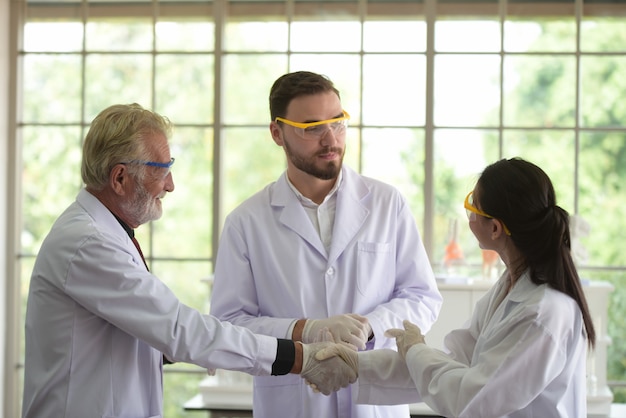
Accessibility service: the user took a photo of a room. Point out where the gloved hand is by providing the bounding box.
[305,343,359,394]
[384,319,425,359]
[303,314,371,350]
[300,341,358,395]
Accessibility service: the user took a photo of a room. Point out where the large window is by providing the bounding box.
[9,0,626,416]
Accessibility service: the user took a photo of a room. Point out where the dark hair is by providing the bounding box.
[477,157,595,348]
[269,71,340,121]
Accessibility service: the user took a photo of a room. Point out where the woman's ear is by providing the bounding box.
[491,219,506,239]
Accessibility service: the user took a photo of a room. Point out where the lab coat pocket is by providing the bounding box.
[356,241,393,298]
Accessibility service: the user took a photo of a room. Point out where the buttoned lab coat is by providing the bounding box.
[356,271,588,418]
[210,166,442,418]
[22,189,279,418]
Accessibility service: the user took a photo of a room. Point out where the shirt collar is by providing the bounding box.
[112,213,134,238]
[286,169,343,207]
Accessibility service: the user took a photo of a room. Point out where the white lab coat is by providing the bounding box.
[356,271,588,418]
[210,166,442,418]
[22,189,279,418]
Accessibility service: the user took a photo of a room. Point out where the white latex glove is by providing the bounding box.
[300,342,358,395]
[384,319,426,359]
[303,314,371,350]
[305,343,359,394]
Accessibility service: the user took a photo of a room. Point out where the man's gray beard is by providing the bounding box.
[120,178,162,226]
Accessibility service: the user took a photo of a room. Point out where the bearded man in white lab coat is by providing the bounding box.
[21,103,355,418]
[210,71,443,418]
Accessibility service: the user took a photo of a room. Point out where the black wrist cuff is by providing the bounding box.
[271,339,295,375]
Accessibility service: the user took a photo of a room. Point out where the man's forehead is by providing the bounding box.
[286,93,342,120]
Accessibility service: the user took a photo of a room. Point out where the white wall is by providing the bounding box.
[0,0,9,411]
[2,0,17,415]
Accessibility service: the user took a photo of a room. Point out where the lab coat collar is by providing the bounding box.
[270,166,370,262]
[272,175,328,257]
[76,189,144,263]
[77,189,124,233]
[487,269,544,324]
[502,269,545,305]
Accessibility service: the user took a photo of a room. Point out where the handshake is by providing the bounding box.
[300,340,359,395]
[298,315,426,395]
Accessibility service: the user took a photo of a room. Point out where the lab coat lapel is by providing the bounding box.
[328,167,370,265]
[272,174,327,257]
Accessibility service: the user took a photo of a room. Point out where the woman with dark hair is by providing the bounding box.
[465,157,595,348]
[312,157,596,417]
